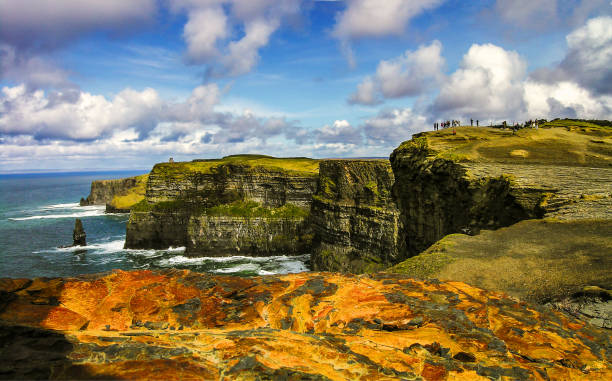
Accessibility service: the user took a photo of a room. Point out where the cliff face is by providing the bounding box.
[1,270,610,380]
[390,135,546,257]
[80,174,148,212]
[388,126,612,327]
[310,160,402,273]
[125,156,318,254]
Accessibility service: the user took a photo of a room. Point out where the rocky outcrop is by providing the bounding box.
[1,270,610,380]
[125,156,318,254]
[388,126,612,327]
[80,174,148,212]
[310,160,402,273]
[390,136,546,257]
[72,219,86,246]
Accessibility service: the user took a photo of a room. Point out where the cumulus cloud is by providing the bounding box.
[432,43,528,120]
[0,85,163,140]
[0,44,72,89]
[316,120,363,145]
[430,18,612,122]
[349,40,445,105]
[0,0,157,51]
[558,16,612,95]
[0,81,308,151]
[332,0,444,66]
[524,81,612,119]
[362,108,428,147]
[171,0,301,77]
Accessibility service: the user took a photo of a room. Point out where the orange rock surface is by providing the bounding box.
[0,270,610,380]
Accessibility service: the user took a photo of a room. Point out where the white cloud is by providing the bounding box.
[171,0,301,76]
[316,119,363,145]
[182,6,228,62]
[332,0,444,39]
[363,108,428,146]
[0,85,163,140]
[349,40,444,105]
[524,80,612,119]
[332,0,444,66]
[560,16,612,94]
[0,44,72,89]
[432,43,528,120]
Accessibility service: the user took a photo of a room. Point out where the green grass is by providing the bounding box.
[397,126,612,167]
[387,218,612,303]
[151,154,320,181]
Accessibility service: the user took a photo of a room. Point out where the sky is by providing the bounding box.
[1,0,611,172]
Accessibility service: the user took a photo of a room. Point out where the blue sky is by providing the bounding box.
[1,0,611,171]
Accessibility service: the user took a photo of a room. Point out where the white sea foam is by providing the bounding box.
[213,263,259,273]
[9,205,120,221]
[39,203,81,210]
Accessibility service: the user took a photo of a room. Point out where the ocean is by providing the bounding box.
[0,171,309,278]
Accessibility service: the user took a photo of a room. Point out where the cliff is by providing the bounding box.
[1,270,610,380]
[125,155,318,255]
[388,125,612,325]
[310,160,402,273]
[80,174,148,212]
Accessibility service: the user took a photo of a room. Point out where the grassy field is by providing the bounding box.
[404,125,612,167]
[152,154,320,179]
[107,174,149,210]
[387,218,612,303]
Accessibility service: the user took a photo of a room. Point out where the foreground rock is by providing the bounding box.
[72,218,86,246]
[0,270,610,380]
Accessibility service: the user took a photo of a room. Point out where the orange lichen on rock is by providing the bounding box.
[0,269,610,380]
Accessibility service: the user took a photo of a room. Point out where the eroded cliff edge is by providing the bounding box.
[1,270,610,380]
[125,155,318,255]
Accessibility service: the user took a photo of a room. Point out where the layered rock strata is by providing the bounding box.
[125,156,318,255]
[310,160,402,273]
[1,270,610,380]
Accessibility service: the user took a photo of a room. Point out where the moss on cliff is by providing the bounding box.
[107,174,149,211]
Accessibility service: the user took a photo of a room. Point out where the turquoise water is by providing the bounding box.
[0,172,309,278]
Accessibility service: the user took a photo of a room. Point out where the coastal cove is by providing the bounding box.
[0,171,309,278]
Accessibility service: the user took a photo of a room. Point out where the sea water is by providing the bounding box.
[0,171,309,278]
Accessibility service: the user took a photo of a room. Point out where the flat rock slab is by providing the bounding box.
[0,270,611,380]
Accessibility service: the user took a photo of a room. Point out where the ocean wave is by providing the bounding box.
[213,263,260,273]
[155,254,309,266]
[39,203,82,210]
[35,240,186,256]
[8,204,124,221]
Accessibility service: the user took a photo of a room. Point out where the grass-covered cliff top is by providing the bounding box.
[396,123,612,167]
[107,174,149,210]
[151,154,320,178]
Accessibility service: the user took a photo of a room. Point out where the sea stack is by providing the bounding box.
[72,218,86,246]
